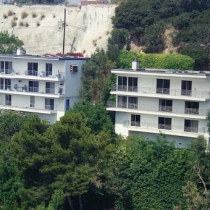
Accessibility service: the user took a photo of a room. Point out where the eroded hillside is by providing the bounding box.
[0,4,117,56]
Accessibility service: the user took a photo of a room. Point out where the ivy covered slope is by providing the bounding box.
[112,0,210,69]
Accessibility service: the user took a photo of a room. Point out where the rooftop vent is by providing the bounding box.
[132,58,139,71]
[16,48,24,55]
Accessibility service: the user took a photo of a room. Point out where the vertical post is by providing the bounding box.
[62,8,66,55]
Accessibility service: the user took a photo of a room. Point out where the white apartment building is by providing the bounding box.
[0,49,86,123]
[107,60,210,148]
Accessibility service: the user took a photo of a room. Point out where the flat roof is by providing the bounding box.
[0,53,86,61]
[111,68,210,78]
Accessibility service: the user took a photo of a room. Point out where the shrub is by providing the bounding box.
[3,14,8,19]
[53,14,56,18]
[8,10,13,16]
[21,11,28,19]
[19,21,24,27]
[13,16,18,21]
[118,50,195,70]
[11,20,17,27]
[32,12,37,18]
[40,13,45,20]
[36,21,40,27]
[25,22,29,27]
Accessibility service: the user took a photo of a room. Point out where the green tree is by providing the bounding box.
[81,48,115,104]
[0,31,24,54]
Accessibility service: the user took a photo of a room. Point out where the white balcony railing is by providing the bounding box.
[111,85,210,99]
[127,121,205,134]
[107,101,209,116]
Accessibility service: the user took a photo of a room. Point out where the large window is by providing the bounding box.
[128,77,138,92]
[117,96,127,108]
[28,62,38,76]
[185,101,199,114]
[158,117,172,130]
[1,61,12,74]
[184,120,198,133]
[159,99,172,112]
[118,76,127,91]
[45,99,54,110]
[5,79,11,90]
[5,95,11,106]
[46,63,52,76]
[128,97,138,109]
[156,79,170,94]
[29,81,39,92]
[131,114,140,126]
[181,80,192,96]
[46,82,55,94]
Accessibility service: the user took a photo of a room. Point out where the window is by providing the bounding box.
[128,77,138,92]
[46,63,52,76]
[0,79,3,89]
[5,95,11,106]
[157,79,170,94]
[185,101,199,114]
[117,96,127,108]
[70,65,78,73]
[5,79,11,90]
[30,96,35,107]
[46,82,55,94]
[28,62,38,76]
[118,76,127,91]
[45,99,54,110]
[1,61,12,74]
[128,97,138,109]
[184,120,198,133]
[158,117,172,130]
[159,99,172,112]
[29,81,39,92]
[131,114,140,126]
[182,81,192,96]
[66,99,70,111]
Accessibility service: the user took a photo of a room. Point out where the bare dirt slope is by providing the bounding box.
[0,4,117,56]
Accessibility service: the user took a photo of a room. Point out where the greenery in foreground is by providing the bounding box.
[0,109,210,210]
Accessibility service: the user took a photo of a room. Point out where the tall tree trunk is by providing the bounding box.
[67,196,75,210]
[78,194,83,210]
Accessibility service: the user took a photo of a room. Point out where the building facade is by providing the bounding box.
[107,60,210,148]
[0,49,86,123]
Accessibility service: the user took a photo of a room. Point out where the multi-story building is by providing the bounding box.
[107,59,210,148]
[0,49,86,123]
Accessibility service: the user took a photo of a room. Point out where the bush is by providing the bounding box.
[21,11,28,19]
[3,14,8,19]
[36,22,40,27]
[7,10,14,16]
[40,13,45,20]
[32,12,37,18]
[19,21,24,27]
[25,22,29,27]
[118,50,195,70]
[11,20,17,27]
[13,16,18,21]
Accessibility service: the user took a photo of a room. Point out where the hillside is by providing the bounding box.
[0,4,117,56]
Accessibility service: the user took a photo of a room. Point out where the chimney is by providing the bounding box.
[132,58,139,71]
[16,48,24,55]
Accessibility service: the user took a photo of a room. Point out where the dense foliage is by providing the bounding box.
[0,31,24,54]
[118,50,195,70]
[112,0,210,69]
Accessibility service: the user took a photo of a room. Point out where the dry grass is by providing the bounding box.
[21,11,28,19]
[11,20,17,27]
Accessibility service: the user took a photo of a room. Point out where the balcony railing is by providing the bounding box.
[45,88,55,94]
[1,69,13,74]
[28,70,38,76]
[185,108,199,114]
[0,102,57,111]
[111,85,210,99]
[159,105,172,112]
[107,101,209,116]
[127,121,205,134]
[29,87,39,92]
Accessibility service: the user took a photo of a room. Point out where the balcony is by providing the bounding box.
[29,87,39,92]
[28,70,38,76]
[0,102,57,114]
[111,85,210,100]
[127,121,206,137]
[45,88,55,94]
[1,69,13,74]
[107,101,209,118]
